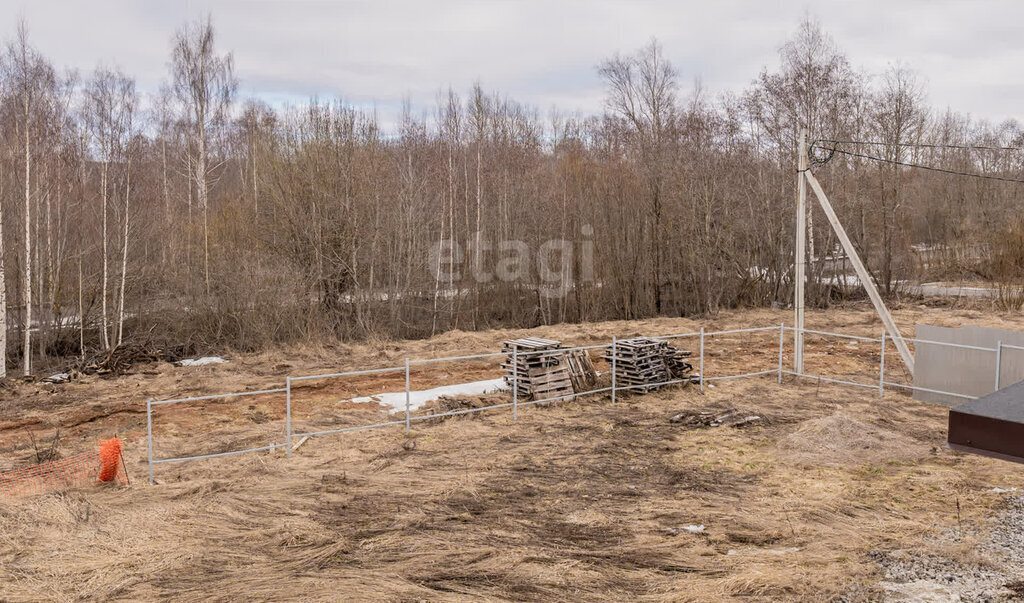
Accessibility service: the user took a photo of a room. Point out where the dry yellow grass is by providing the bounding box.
[1,301,1023,600]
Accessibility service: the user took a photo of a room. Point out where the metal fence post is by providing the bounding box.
[147,398,154,485]
[879,331,885,398]
[777,323,784,384]
[512,347,518,421]
[405,358,411,434]
[995,341,1003,391]
[611,336,617,404]
[285,377,292,458]
[699,327,705,393]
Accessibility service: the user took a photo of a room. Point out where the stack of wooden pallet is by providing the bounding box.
[502,338,574,402]
[603,338,695,392]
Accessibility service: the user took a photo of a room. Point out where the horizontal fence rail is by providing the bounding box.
[151,387,288,406]
[783,371,880,390]
[145,323,996,484]
[792,327,881,343]
[152,444,286,465]
[290,365,407,382]
[881,381,977,400]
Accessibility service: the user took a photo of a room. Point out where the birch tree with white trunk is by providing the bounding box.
[0,51,8,378]
[84,67,134,350]
[171,16,236,295]
[115,85,136,345]
[7,23,55,376]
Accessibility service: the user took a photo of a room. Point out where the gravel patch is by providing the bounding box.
[872,494,1024,602]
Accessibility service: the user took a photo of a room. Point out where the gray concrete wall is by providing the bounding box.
[912,324,1024,405]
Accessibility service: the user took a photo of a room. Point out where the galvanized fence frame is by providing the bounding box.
[146,387,288,485]
[145,324,1004,485]
[781,326,1008,403]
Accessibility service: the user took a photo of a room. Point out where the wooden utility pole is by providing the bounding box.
[794,129,807,373]
[804,169,915,375]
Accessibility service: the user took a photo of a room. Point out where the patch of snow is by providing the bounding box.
[349,378,507,413]
[764,547,801,555]
[726,546,801,557]
[41,372,69,384]
[682,524,705,533]
[991,487,1018,494]
[178,356,228,367]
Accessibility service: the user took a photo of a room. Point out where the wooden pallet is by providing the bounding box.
[565,350,597,391]
[503,338,569,399]
[602,337,695,391]
[527,364,574,402]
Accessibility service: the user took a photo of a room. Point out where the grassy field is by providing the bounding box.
[2,301,1024,600]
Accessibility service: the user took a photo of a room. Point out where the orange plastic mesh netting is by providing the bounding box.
[0,437,129,497]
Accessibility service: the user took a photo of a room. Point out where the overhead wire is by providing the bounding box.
[808,139,1024,184]
[815,138,1024,153]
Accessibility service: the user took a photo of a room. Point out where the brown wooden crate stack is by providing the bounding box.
[603,337,695,392]
[502,338,574,402]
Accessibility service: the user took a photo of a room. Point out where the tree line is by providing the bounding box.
[1,15,1022,376]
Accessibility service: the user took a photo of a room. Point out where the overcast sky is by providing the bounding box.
[2,0,1021,128]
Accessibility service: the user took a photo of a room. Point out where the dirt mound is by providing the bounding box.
[777,412,929,467]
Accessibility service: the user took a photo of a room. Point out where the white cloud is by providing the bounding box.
[2,0,1021,126]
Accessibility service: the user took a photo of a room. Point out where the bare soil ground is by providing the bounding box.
[2,301,1024,601]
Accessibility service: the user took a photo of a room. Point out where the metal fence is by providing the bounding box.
[145,323,1007,485]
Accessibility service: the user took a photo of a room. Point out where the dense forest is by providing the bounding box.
[0,15,1022,376]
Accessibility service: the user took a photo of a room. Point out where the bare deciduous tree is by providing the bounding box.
[6,22,56,375]
[171,15,236,294]
[599,38,678,313]
[84,67,134,349]
[872,64,927,292]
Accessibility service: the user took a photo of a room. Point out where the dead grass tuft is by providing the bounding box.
[777,412,931,467]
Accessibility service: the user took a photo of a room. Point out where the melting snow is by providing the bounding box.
[178,356,228,367]
[349,378,507,413]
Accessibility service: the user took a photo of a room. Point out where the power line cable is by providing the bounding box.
[816,138,1024,153]
[809,139,1024,184]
